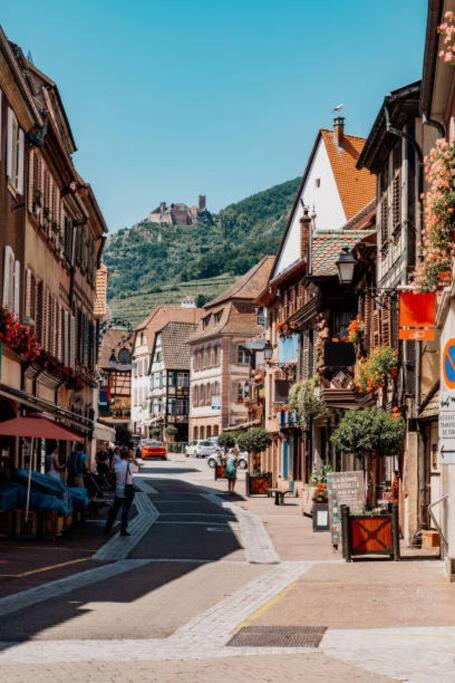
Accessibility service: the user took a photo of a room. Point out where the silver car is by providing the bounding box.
[185,440,218,458]
[207,451,249,470]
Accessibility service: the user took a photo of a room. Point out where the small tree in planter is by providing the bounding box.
[149,426,162,439]
[237,428,273,495]
[330,408,405,506]
[164,425,177,442]
[218,431,238,453]
[237,428,272,473]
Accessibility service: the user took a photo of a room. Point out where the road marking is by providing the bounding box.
[233,580,299,632]
[0,557,89,578]
[0,559,151,618]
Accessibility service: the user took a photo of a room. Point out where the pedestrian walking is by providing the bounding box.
[46,445,65,481]
[225,447,239,494]
[105,448,139,536]
[67,442,89,487]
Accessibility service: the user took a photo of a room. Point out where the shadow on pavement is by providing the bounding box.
[0,476,248,647]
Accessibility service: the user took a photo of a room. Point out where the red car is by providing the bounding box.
[140,440,167,460]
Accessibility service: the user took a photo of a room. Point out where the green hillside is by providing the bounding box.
[105,176,300,325]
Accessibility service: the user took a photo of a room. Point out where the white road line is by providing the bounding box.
[92,492,159,562]
[0,560,151,618]
[202,492,280,564]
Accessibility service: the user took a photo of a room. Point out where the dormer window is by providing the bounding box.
[202,314,212,329]
[214,310,223,324]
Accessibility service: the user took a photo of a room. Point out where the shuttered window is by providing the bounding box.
[301,330,310,379]
[371,309,381,350]
[6,108,24,194]
[381,300,392,347]
[2,246,15,310]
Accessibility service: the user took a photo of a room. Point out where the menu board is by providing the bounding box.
[326,471,365,547]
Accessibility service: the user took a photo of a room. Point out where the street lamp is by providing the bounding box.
[263,341,273,362]
[336,246,356,286]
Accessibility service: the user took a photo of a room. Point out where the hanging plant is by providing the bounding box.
[438,11,455,64]
[288,376,327,428]
[355,346,397,394]
[347,315,365,345]
[414,138,455,292]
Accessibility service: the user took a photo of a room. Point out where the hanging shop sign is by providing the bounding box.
[399,292,435,341]
[439,337,455,464]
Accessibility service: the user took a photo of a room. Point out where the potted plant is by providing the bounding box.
[355,346,398,394]
[164,425,177,442]
[308,464,332,531]
[237,428,273,495]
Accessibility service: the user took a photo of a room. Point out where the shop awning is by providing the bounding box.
[0,413,83,441]
[94,421,116,443]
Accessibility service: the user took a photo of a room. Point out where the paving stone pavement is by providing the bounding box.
[92,488,159,562]
[202,492,280,564]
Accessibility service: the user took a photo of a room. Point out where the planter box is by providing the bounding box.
[214,464,225,481]
[341,504,400,561]
[246,472,272,496]
[312,502,329,532]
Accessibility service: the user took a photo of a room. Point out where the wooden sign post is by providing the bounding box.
[326,471,365,549]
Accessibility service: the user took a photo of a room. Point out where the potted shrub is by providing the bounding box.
[309,464,332,531]
[164,425,177,442]
[237,428,273,495]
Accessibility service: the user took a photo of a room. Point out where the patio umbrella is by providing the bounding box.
[0,414,83,521]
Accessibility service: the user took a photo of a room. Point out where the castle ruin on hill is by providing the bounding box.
[149,195,207,226]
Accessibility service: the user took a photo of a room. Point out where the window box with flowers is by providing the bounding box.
[414,137,455,292]
[355,346,398,395]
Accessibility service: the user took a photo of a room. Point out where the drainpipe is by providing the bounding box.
[422,113,445,139]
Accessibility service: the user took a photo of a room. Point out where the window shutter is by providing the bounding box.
[6,108,13,179]
[13,260,20,316]
[2,246,14,309]
[63,310,69,365]
[381,300,392,347]
[17,129,24,195]
[35,281,43,344]
[70,314,76,367]
[37,154,43,225]
[25,268,32,316]
[301,330,310,379]
[363,291,373,353]
[28,151,35,213]
[372,309,380,349]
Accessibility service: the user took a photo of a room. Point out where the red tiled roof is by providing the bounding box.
[157,322,198,369]
[311,230,374,277]
[206,256,274,308]
[321,130,376,220]
[135,306,203,348]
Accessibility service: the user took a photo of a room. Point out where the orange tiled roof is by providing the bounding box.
[311,230,375,277]
[206,256,274,308]
[321,130,376,220]
[135,306,203,349]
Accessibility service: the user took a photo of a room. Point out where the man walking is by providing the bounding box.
[105,448,139,536]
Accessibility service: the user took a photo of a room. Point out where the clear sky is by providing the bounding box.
[2,0,427,232]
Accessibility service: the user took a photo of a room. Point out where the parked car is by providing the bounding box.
[140,440,167,460]
[207,451,249,470]
[185,440,218,458]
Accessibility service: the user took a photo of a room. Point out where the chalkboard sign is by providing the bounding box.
[326,471,365,547]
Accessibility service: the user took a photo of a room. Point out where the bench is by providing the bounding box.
[267,482,294,506]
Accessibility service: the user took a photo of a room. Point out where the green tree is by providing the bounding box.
[237,428,273,472]
[218,432,238,451]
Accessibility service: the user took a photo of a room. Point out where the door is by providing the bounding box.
[281,440,289,480]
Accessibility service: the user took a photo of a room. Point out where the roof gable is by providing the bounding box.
[320,130,376,219]
[206,256,274,307]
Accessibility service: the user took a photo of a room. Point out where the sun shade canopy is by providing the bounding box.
[0,414,83,442]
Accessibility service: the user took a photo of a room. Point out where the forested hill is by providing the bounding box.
[104,176,300,324]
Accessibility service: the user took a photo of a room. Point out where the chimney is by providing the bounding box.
[300,206,311,262]
[198,194,206,211]
[333,116,345,147]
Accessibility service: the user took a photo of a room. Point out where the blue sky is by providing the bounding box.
[2,1,427,232]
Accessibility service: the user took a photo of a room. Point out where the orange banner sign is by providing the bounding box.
[399,292,435,341]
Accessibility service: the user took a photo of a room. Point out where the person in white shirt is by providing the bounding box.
[104,448,139,536]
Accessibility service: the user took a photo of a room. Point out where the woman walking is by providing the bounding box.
[46,445,65,481]
[225,447,239,494]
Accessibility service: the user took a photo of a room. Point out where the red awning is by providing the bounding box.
[0,414,84,442]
